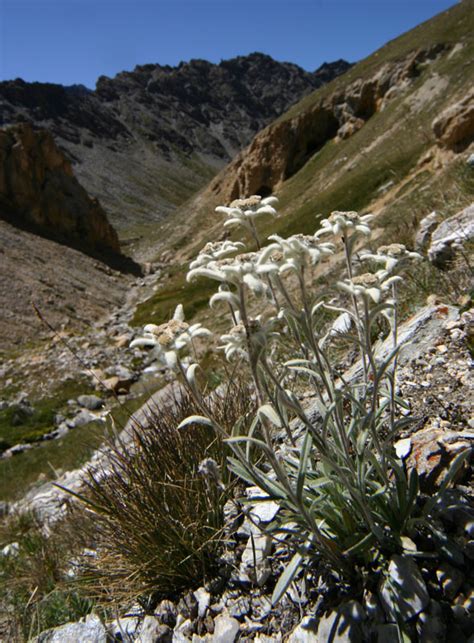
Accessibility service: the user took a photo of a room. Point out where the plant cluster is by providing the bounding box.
[132,195,470,603]
[77,383,255,605]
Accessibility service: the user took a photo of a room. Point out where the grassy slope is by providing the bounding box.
[131,0,474,327]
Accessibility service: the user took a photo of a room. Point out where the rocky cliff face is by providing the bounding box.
[155,0,473,263]
[202,46,448,203]
[0,55,351,231]
[0,123,121,256]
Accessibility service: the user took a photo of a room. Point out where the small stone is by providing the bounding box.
[250,595,273,621]
[444,320,460,330]
[115,334,130,348]
[249,500,280,524]
[193,587,211,619]
[395,438,412,459]
[223,499,242,534]
[380,555,430,622]
[436,345,448,354]
[1,542,19,557]
[436,562,464,600]
[287,616,319,642]
[136,617,172,643]
[177,593,198,621]
[213,612,240,643]
[155,600,178,628]
[107,616,141,640]
[227,595,251,619]
[239,533,272,586]
[66,409,100,428]
[77,394,104,410]
[173,617,193,642]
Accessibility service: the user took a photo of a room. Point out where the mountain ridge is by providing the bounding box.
[0,54,351,235]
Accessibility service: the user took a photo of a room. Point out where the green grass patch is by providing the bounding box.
[0,378,94,451]
[0,392,152,502]
[132,264,216,327]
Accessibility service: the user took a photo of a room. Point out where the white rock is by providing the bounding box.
[239,533,272,586]
[107,616,141,640]
[250,500,280,524]
[193,587,211,618]
[394,438,412,459]
[34,613,106,642]
[173,617,193,643]
[1,541,19,557]
[136,616,168,643]
[287,616,319,642]
[213,611,240,643]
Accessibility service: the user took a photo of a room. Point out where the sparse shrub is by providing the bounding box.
[132,195,470,605]
[78,383,255,605]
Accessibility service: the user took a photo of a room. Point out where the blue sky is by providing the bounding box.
[1,0,456,88]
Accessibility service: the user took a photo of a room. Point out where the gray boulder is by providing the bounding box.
[35,613,106,642]
[77,394,104,410]
[415,211,440,252]
[428,203,474,268]
[379,555,430,622]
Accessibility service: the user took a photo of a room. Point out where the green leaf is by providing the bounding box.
[177,415,214,429]
[296,431,313,500]
[272,550,305,605]
[258,404,282,428]
[344,531,375,557]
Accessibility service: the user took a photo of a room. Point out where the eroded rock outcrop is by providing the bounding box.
[432,90,474,151]
[0,123,120,255]
[205,46,447,204]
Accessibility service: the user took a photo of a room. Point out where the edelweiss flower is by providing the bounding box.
[215,195,278,231]
[189,240,245,270]
[130,304,212,368]
[316,210,373,237]
[360,243,422,275]
[258,234,334,275]
[188,252,269,296]
[219,316,278,361]
[337,272,402,304]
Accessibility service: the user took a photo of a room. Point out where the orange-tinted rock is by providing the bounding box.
[0,123,120,255]
[432,90,474,151]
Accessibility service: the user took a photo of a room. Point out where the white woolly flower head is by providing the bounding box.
[130,305,212,369]
[360,243,422,275]
[316,210,373,238]
[188,252,269,296]
[219,315,279,361]
[258,234,334,275]
[189,240,246,271]
[337,272,402,304]
[215,195,279,231]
